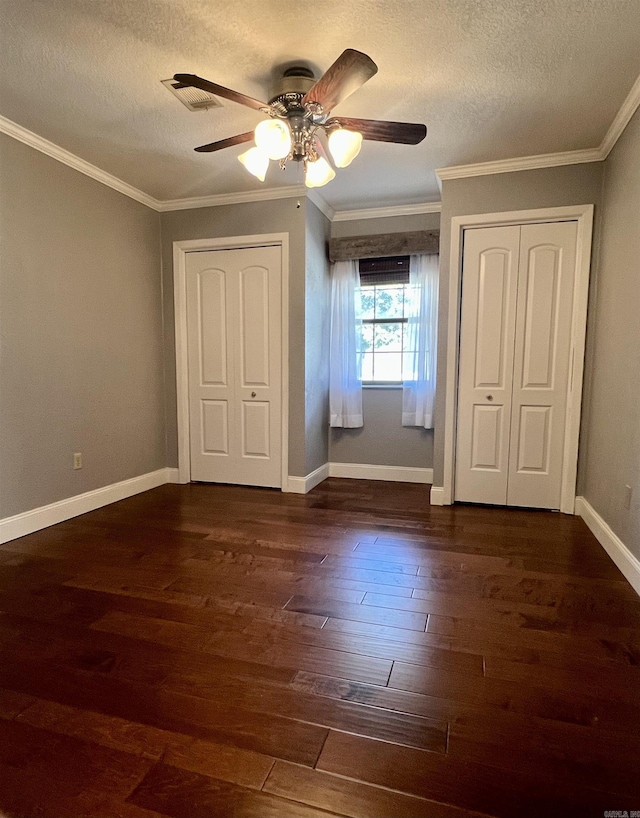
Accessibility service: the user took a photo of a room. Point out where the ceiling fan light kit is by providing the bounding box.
[173,49,427,189]
[305,156,336,188]
[254,119,292,160]
[238,146,269,182]
[327,128,363,167]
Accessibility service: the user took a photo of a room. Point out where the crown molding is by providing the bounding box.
[436,71,640,183]
[0,114,161,211]
[600,73,640,159]
[332,202,441,222]
[157,184,309,212]
[4,68,639,211]
[0,115,311,214]
[436,147,602,182]
[306,190,335,221]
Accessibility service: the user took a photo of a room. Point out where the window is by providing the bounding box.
[329,253,438,429]
[358,256,412,383]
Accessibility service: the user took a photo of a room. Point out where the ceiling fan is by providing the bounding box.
[174,49,427,188]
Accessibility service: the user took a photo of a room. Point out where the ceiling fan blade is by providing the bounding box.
[194,132,254,153]
[173,73,268,112]
[302,49,377,113]
[331,117,427,144]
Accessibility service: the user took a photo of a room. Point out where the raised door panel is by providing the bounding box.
[474,250,511,389]
[470,405,504,470]
[507,221,577,508]
[201,400,229,455]
[198,268,228,386]
[520,245,561,390]
[242,401,270,458]
[516,405,551,473]
[240,265,270,387]
[455,226,520,505]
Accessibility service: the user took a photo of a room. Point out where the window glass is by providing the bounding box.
[359,288,375,321]
[375,285,404,319]
[358,281,411,383]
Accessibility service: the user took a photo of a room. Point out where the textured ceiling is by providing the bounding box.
[2,0,640,209]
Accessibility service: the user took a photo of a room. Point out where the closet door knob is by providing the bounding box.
[486,395,494,401]
[251,391,256,398]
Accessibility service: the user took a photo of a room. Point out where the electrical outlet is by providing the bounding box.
[73,452,82,470]
[624,484,632,510]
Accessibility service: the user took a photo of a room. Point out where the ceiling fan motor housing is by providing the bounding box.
[266,67,319,160]
[269,66,315,105]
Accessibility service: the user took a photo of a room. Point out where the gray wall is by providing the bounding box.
[304,201,331,474]
[329,212,440,470]
[434,163,604,487]
[159,197,308,476]
[0,133,164,518]
[330,387,434,468]
[330,212,440,238]
[581,108,640,560]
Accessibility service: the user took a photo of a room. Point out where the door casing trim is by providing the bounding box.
[439,205,594,513]
[173,233,290,489]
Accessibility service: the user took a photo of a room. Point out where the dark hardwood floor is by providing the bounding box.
[1,478,640,817]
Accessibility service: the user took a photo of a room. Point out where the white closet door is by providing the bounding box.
[186,245,282,488]
[455,226,521,505]
[506,221,577,508]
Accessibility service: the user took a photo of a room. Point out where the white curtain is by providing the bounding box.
[402,253,439,428]
[329,260,363,427]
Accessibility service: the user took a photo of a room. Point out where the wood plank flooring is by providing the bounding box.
[1,478,640,817]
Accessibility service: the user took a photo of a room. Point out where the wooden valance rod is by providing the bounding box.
[329,230,439,262]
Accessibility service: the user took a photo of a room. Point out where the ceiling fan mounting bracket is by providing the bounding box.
[282,65,315,79]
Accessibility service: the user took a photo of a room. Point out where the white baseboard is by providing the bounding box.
[328,463,433,484]
[430,486,446,506]
[575,496,640,597]
[165,468,181,484]
[286,463,330,494]
[0,467,175,545]
[285,462,434,494]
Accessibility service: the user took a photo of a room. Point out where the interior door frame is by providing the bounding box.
[173,233,289,489]
[439,204,594,514]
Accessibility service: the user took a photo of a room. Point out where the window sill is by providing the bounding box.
[362,383,403,390]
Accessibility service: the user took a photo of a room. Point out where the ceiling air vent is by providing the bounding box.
[161,78,223,111]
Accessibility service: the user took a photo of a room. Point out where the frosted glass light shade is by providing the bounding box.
[328,128,363,167]
[238,147,269,181]
[254,119,292,160]
[305,156,336,188]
